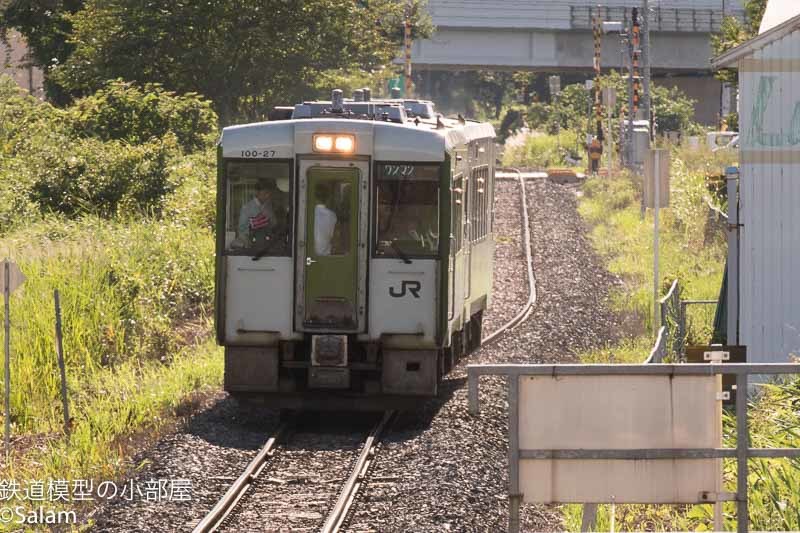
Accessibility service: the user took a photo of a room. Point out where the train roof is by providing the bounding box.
[219,103,495,162]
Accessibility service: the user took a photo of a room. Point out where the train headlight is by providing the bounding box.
[334,135,354,153]
[314,135,334,152]
[313,134,355,153]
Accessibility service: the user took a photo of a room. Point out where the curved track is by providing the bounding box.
[483,169,537,346]
[192,172,537,532]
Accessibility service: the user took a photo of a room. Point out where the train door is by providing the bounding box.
[295,161,368,332]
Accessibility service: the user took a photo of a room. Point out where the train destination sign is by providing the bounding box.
[378,164,439,181]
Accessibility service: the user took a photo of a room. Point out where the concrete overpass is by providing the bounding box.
[411,1,745,123]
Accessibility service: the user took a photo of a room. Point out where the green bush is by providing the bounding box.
[26,133,182,217]
[163,147,217,230]
[0,75,216,222]
[66,80,217,153]
[497,106,526,143]
[503,130,585,169]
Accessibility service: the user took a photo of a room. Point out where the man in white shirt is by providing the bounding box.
[238,180,277,245]
[313,182,338,256]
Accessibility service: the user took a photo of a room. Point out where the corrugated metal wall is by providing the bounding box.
[737,27,800,363]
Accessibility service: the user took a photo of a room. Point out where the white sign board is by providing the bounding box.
[644,148,670,208]
[1,261,25,294]
[518,374,722,504]
[602,87,617,109]
[548,75,561,96]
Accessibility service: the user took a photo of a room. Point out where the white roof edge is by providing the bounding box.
[712,13,800,68]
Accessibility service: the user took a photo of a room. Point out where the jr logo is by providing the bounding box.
[389,280,421,298]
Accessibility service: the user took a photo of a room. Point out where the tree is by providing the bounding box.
[0,0,85,103]
[45,0,429,124]
[712,0,768,85]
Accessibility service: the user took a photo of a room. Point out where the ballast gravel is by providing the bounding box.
[86,177,622,532]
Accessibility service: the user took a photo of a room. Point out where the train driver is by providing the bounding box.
[238,179,277,246]
[314,182,338,256]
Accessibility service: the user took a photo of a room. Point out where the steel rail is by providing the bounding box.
[192,422,288,533]
[319,410,395,533]
[483,168,537,345]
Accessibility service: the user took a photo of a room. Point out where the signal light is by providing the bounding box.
[313,134,355,153]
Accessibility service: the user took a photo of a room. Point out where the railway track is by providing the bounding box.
[483,168,537,345]
[192,412,394,533]
[192,173,535,532]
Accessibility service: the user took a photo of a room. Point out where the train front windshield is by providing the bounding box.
[375,163,440,258]
[223,160,292,256]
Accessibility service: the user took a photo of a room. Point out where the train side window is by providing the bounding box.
[452,175,463,252]
[478,166,487,238]
[469,168,477,242]
[224,160,292,256]
[375,163,441,258]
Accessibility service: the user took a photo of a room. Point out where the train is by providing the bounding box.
[214,90,497,410]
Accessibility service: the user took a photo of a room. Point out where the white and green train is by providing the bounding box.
[215,91,496,410]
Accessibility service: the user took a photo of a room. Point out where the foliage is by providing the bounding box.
[469,71,516,119]
[0,0,85,104]
[502,130,585,169]
[652,85,700,134]
[711,0,768,85]
[497,105,527,143]
[47,0,430,123]
[27,134,182,217]
[575,144,733,336]
[518,74,699,138]
[0,60,221,519]
[511,72,539,105]
[66,80,217,153]
[162,147,218,231]
[545,83,593,133]
[0,74,217,223]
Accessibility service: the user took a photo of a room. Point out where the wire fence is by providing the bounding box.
[649,278,720,363]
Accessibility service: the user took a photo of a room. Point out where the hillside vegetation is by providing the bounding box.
[0,76,221,508]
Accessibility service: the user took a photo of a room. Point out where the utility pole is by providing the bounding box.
[643,0,652,139]
[404,17,413,98]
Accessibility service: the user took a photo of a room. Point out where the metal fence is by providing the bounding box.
[467,362,800,533]
[659,279,682,358]
[570,5,743,33]
[656,279,719,362]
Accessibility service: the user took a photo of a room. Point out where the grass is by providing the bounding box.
[502,129,587,170]
[577,144,732,341]
[0,212,221,527]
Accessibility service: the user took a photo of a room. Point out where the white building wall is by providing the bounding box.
[737,27,800,363]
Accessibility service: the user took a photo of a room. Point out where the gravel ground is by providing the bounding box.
[87,398,281,532]
[87,177,621,532]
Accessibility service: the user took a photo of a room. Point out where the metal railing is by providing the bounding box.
[569,6,742,33]
[645,326,667,363]
[659,279,682,358]
[467,362,800,533]
[655,279,719,362]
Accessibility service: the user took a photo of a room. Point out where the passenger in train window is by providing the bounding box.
[314,182,338,256]
[238,179,277,246]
